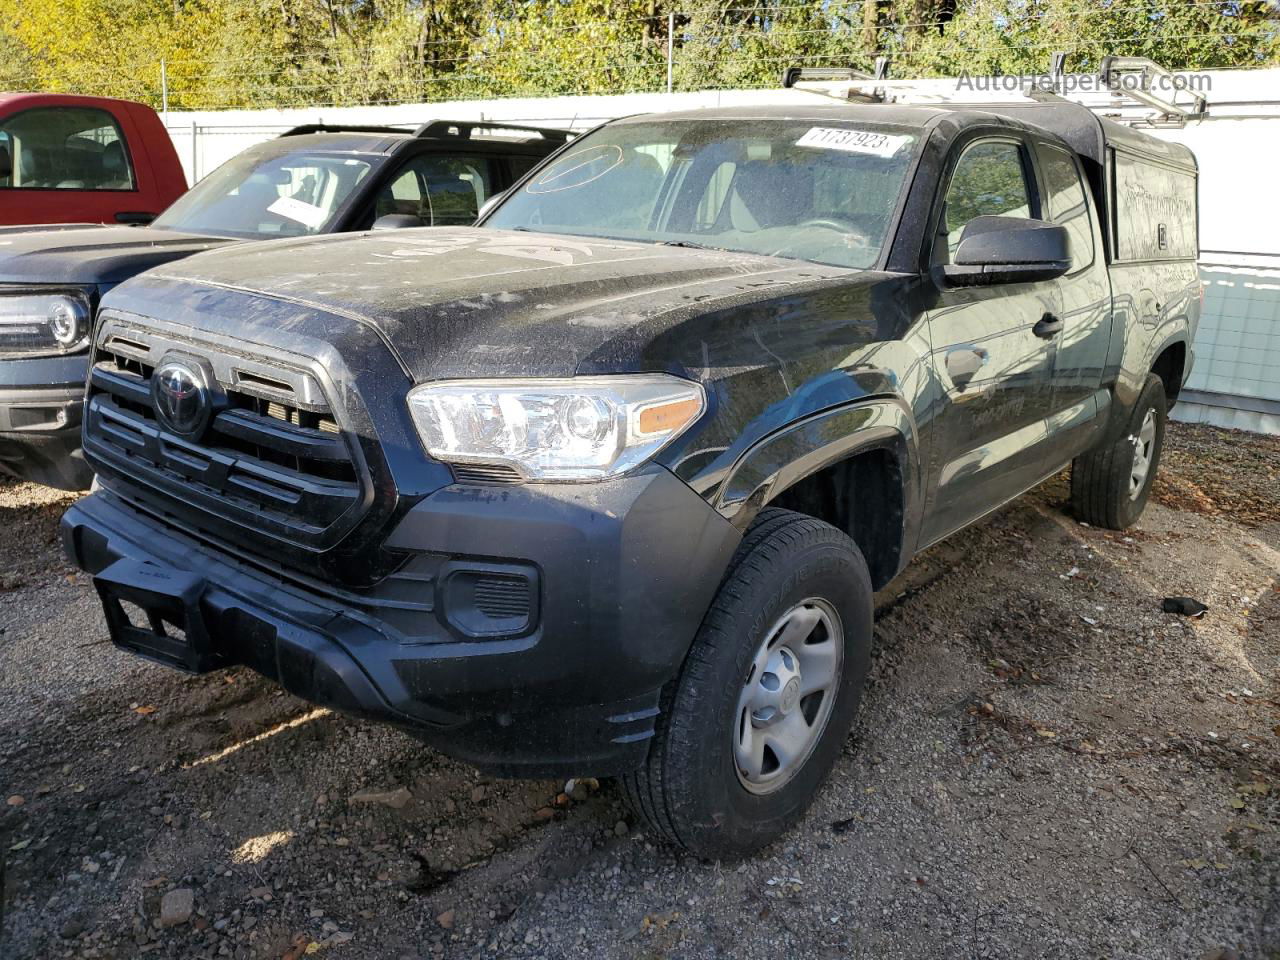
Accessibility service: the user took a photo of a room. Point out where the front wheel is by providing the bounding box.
[1071,372,1168,530]
[621,509,872,859]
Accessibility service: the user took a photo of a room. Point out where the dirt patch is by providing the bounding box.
[1154,421,1280,525]
[1,422,1277,960]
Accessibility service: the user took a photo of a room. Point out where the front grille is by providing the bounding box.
[84,320,367,550]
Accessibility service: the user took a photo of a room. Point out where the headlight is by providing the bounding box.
[407,375,706,481]
[0,290,93,357]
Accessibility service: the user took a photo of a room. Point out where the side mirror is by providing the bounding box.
[372,213,424,231]
[476,190,508,222]
[942,216,1070,286]
[0,144,10,181]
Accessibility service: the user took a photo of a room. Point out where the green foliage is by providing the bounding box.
[0,0,1276,109]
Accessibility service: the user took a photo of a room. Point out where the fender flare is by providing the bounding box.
[713,396,923,574]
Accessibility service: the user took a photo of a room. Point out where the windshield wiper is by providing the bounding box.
[659,239,711,249]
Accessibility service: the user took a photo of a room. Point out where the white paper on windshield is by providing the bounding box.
[795,127,911,158]
[267,195,328,229]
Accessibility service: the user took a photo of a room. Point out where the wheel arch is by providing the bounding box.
[1149,336,1188,408]
[713,398,921,590]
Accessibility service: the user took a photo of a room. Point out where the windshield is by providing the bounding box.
[485,118,919,269]
[153,147,376,238]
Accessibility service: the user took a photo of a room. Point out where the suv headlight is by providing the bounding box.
[407,375,706,481]
[0,289,94,357]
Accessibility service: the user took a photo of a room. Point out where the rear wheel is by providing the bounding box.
[1070,373,1167,530]
[621,509,872,859]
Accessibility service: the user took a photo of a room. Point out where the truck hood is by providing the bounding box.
[0,224,236,286]
[133,227,871,379]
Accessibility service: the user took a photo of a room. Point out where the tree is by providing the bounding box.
[0,0,1275,108]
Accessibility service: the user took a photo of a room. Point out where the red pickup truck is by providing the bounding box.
[0,93,187,226]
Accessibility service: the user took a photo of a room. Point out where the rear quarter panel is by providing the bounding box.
[1101,148,1200,425]
[123,101,187,211]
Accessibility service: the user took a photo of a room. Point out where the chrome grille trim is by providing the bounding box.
[85,312,368,551]
[97,312,330,413]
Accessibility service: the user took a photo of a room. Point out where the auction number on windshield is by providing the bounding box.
[795,127,912,159]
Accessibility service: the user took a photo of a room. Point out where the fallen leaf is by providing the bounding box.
[280,933,311,960]
[133,705,157,715]
[9,838,31,851]
[1035,729,1057,739]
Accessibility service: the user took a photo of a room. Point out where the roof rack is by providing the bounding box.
[1098,55,1208,123]
[281,123,416,137]
[413,120,572,142]
[782,53,1208,127]
[782,58,890,92]
[280,120,573,142]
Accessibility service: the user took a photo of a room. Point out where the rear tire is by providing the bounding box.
[621,508,872,859]
[1070,373,1167,530]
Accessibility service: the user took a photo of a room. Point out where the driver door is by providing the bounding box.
[920,135,1063,545]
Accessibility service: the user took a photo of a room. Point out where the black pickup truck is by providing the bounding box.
[61,101,1199,858]
[0,120,567,489]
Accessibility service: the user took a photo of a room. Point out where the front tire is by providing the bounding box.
[621,509,872,859]
[1070,373,1167,530]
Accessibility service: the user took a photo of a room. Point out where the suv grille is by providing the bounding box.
[84,319,367,550]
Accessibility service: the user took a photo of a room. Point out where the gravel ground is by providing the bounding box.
[1,421,1277,960]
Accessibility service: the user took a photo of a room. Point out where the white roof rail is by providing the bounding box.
[781,53,1209,127]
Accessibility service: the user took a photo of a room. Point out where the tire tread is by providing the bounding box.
[621,508,871,856]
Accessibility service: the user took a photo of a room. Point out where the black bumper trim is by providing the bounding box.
[61,468,741,777]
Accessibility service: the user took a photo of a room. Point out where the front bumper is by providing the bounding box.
[0,353,91,489]
[61,467,740,777]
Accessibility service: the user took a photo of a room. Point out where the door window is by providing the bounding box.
[375,155,497,226]
[0,131,10,186]
[940,140,1032,260]
[694,161,736,230]
[1040,144,1094,271]
[0,107,135,190]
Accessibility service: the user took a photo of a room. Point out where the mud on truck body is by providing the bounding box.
[61,101,1198,858]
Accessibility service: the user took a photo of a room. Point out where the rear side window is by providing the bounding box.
[1040,144,1095,271]
[0,107,135,191]
[0,131,10,186]
[1113,152,1197,261]
[941,140,1032,258]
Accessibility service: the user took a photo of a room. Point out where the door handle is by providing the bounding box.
[1032,313,1063,339]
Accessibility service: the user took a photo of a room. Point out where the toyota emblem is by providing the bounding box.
[152,358,212,439]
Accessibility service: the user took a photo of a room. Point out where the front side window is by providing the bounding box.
[485,118,921,270]
[1040,143,1094,270]
[941,140,1033,259]
[0,107,134,191]
[374,154,496,226]
[152,147,375,238]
